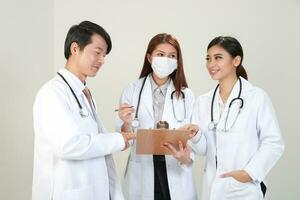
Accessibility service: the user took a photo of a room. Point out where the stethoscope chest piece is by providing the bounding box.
[132,118,140,129]
[208,121,216,131]
[80,108,89,118]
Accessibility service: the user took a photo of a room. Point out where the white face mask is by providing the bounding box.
[151,57,178,79]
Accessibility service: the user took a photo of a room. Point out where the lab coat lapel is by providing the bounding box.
[141,76,154,120]
[92,106,104,132]
[81,94,96,121]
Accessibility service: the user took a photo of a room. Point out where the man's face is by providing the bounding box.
[74,34,108,81]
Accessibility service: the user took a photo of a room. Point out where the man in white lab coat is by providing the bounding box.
[32,21,134,200]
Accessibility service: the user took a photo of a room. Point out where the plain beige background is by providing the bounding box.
[1,0,299,199]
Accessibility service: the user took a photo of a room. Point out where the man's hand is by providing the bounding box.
[121,132,136,150]
[220,170,253,183]
[178,124,200,139]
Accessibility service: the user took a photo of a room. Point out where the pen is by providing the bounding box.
[114,106,134,112]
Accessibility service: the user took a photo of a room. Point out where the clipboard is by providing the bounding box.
[136,129,189,155]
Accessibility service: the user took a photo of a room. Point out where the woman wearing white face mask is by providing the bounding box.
[116,33,197,200]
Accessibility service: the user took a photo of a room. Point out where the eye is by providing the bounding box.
[169,54,177,59]
[215,56,222,60]
[156,53,164,57]
[205,57,210,61]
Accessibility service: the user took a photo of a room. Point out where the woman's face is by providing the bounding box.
[206,45,240,81]
[147,43,177,62]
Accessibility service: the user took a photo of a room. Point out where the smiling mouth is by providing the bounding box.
[93,66,100,70]
[209,69,219,75]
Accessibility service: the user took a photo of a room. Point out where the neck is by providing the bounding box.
[219,75,238,103]
[152,73,169,86]
[65,60,86,83]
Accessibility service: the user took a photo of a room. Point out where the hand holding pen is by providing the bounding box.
[116,103,135,125]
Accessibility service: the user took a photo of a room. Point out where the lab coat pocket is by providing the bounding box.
[229,177,250,189]
[62,185,94,200]
[226,177,263,199]
[225,177,261,199]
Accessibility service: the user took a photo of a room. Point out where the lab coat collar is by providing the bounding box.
[58,68,86,96]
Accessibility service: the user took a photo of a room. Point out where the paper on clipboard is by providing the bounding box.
[136,129,189,155]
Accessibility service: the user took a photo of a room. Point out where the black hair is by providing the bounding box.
[64,21,112,59]
[207,36,248,80]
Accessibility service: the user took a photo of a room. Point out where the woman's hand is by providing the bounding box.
[220,170,253,183]
[118,103,134,124]
[162,141,192,165]
[178,124,200,139]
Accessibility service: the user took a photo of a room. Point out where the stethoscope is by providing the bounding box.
[131,75,186,129]
[208,77,244,132]
[57,72,95,118]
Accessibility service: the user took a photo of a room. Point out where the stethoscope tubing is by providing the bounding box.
[133,75,186,125]
[209,77,243,131]
[57,72,95,117]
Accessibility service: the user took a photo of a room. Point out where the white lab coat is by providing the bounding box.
[189,77,284,200]
[116,75,197,200]
[32,68,125,200]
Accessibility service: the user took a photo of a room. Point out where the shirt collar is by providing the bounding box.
[58,68,86,96]
[149,74,170,96]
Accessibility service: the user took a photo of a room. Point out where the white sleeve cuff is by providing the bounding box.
[244,168,260,184]
[190,130,202,143]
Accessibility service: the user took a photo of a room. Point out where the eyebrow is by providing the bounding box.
[95,47,104,51]
[95,47,107,54]
[213,53,223,56]
[155,50,177,54]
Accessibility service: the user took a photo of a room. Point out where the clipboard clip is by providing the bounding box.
[156,121,169,129]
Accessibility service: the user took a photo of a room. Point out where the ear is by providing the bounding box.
[233,56,241,67]
[70,42,80,56]
[147,53,152,64]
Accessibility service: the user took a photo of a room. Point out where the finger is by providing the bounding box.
[220,171,234,178]
[120,110,135,119]
[184,145,191,154]
[131,134,136,139]
[161,143,173,154]
[119,103,130,108]
[127,133,136,140]
[121,109,135,116]
[178,141,184,151]
[120,107,135,114]
[118,105,134,111]
[163,142,178,154]
[186,145,191,152]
